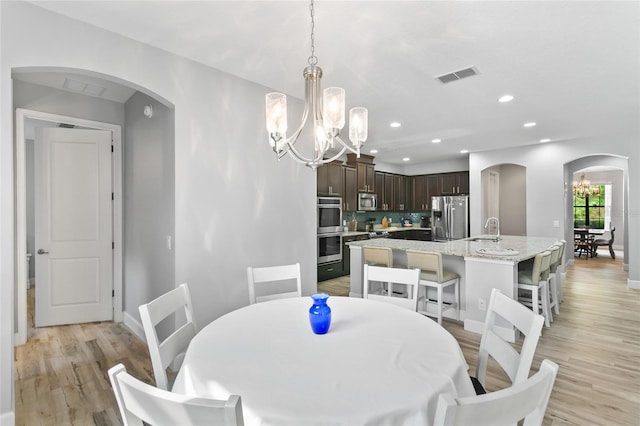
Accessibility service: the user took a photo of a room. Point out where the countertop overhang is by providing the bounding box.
[347,234,559,262]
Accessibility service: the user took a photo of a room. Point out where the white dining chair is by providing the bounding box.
[434,359,559,426]
[470,288,545,395]
[108,363,244,426]
[138,283,197,390]
[363,264,421,311]
[246,263,302,304]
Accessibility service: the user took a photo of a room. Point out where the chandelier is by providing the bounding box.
[572,174,600,198]
[265,0,368,169]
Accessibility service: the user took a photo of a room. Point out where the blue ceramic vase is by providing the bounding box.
[309,293,331,334]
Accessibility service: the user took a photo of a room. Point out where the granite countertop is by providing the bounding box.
[347,234,559,262]
[342,226,432,238]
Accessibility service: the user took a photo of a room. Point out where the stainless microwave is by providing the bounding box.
[358,193,377,211]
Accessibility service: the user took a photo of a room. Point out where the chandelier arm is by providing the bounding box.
[317,145,349,164]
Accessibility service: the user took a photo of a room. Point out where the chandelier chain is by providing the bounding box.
[308,0,318,66]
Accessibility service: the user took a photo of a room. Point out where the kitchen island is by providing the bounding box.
[348,235,558,340]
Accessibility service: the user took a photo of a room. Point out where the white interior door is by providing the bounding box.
[35,127,113,327]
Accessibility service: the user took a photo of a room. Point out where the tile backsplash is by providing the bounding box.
[344,211,431,228]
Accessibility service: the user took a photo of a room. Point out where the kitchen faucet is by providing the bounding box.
[484,217,501,241]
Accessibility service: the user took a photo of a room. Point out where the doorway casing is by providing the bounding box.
[14,108,123,345]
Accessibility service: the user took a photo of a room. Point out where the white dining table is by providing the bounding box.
[172,296,475,426]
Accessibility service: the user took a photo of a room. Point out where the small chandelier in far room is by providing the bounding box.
[265,0,368,170]
[572,174,600,198]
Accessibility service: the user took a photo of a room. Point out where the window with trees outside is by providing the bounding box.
[573,184,612,230]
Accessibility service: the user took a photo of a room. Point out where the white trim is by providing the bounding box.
[14,108,123,346]
[629,279,640,290]
[0,411,15,424]
[123,311,146,342]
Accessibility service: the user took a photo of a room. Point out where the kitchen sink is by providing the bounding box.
[475,247,519,256]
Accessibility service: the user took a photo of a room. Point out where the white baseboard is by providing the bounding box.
[123,311,146,343]
[629,278,640,290]
[1,411,15,425]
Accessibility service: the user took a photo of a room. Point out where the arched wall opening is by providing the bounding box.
[13,66,176,345]
[564,155,629,270]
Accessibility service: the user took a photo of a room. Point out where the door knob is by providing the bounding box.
[37,249,49,255]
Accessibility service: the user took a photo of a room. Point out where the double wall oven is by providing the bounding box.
[317,197,342,264]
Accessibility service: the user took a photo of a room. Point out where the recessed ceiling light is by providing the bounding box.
[498,95,514,103]
[369,149,378,154]
[390,122,401,128]
[539,138,551,143]
[402,157,410,162]
[460,149,469,154]
[431,138,441,143]
[524,122,537,128]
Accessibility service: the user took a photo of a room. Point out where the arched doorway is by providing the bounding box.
[564,155,629,269]
[13,67,176,345]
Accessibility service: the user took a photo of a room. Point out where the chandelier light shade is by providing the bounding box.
[572,174,600,198]
[265,0,368,169]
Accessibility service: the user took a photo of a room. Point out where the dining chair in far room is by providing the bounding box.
[405,250,460,325]
[434,359,559,426]
[139,283,197,390]
[246,262,302,304]
[108,364,244,426]
[363,264,421,311]
[592,226,615,259]
[517,250,552,328]
[470,288,545,396]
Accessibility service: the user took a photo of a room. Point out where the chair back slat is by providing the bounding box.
[139,283,197,390]
[434,360,559,426]
[475,288,545,389]
[363,265,420,311]
[247,263,302,304]
[109,364,244,426]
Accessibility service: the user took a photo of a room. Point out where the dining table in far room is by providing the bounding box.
[574,227,604,258]
[172,296,475,426]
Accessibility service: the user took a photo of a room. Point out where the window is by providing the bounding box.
[573,184,611,230]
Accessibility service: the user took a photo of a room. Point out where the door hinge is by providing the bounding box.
[112,192,114,201]
[112,290,115,297]
[112,242,115,249]
[111,145,114,153]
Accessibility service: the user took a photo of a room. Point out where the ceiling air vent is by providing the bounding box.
[435,66,479,84]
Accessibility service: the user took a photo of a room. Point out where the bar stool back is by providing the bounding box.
[406,250,460,324]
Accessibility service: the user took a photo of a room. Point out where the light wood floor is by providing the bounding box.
[16,250,639,425]
[320,251,640,426]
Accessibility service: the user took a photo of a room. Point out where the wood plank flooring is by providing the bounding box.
[16,252,639,425]
[320,252,640,426]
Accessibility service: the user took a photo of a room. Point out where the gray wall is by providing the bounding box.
[1,2,316,418]
[498,164,526,236]
[123,92,175,322]
[469,140,638,283]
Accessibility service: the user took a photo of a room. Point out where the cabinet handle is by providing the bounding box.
[327,268,334,272]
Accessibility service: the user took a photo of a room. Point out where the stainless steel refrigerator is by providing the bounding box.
[431,195,469,241]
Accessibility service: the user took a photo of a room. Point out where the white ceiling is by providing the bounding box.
[23,1,640,166]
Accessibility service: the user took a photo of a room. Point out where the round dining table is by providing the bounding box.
[172,296,475,426]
